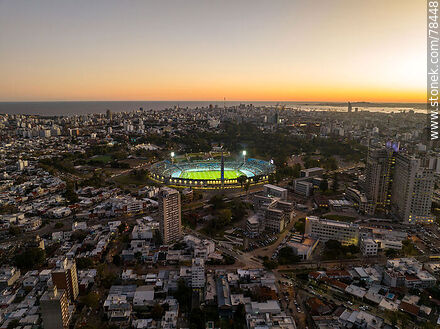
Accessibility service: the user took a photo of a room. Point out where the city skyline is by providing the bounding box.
[0,0,426,102]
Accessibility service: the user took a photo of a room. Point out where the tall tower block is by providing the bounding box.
[220,151,225,188]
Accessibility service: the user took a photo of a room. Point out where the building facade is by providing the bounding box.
[364,148,394,213]
[305,216,359,246]
[159,187,182,244]
[391,153,435,223]
[40,286,70,329]
[51,258,79,303]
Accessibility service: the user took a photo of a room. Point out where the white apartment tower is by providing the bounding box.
[159,187,182,244]
[391,153,435,223]
[191,258,205,289]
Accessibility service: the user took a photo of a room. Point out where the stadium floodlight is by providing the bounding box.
[242,150,247,156]
[171,152,175,157]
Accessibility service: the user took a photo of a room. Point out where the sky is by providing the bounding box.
[0,0,426,102]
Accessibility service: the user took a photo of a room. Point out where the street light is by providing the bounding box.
[242,150,246,164]
[171,151,175,163]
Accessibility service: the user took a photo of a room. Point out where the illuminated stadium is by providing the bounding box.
[150,153,275,189]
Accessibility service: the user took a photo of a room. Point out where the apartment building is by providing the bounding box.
[364,147,394,212]
[304,216,359,246]
[159,187,182,244]
[191,258,205,289]
[51,258,79,303]
[40,286,71,329]
[391,153,435,223]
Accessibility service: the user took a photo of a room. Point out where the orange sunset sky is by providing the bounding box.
[0,0,426,102]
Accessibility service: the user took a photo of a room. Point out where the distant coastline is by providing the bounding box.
[0,101,426,116]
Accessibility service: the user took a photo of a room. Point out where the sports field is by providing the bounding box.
[179,169,244,180]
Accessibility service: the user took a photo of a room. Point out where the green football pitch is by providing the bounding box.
[179,170,243,180]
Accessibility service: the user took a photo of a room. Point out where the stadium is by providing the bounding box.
[150,154,275,189]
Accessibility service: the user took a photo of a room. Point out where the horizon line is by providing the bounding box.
[0,100,427,104]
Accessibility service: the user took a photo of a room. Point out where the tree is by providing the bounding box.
[151,303,164,320]
[71,230,88,242]
[174,279,192,313]
[232,303,246,329]
[81,291,100,309]
[231,199,247,222]
[217,208,232,226]
[189,307,205,329]
[332,174,339,192]
[237,175,247,188]
[277,247,301,265]
[268,173,275,184]
[112,254,121,266]
[319,179,328,191]
[7,319,20,329]
[325,239,342,250]
[209,194,226,210]
[8,226,22,236]
[294,219,305,234]
[64,181,79,204]
[15,247,46,270]
[263,258,278,270]
[54,222,64,229]
[76,257,94,269]
[244,181,250,195]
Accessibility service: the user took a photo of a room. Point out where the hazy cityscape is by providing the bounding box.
[0,1,437,329]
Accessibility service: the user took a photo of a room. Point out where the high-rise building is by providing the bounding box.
[391,153,435,223]
[159,187,182,244]
[40,286,70,329]
[51,258,79,303]
[364,147,394,212]
[191,258,205,289]
[348,101,352,113]
[106,109,112,120]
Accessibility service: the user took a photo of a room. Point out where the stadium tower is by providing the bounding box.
[221,150,225,188]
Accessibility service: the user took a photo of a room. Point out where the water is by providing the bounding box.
[0,101,426,116]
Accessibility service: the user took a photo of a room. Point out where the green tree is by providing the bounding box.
[209,194,226,210]
[189,307,205,329]
[64,181,79,203]
[233,303,246,329]
[237,175,247,188]
[134,251,142,261]
[15,247,46,270]
[174,279,192,313]
[294,219,305,234]
[76,257,94,269]
[151,303,164,320]
[244,181,250,195]
[54,222,64,229]
[217,208,232,226]
[277,247,301,265]
[81,291,100,309]
[332,174,339,192]
[319,179,328,191]
[7,319,20,329]
[112,254,121,266]
[263,257,278,270]
[8,226,22,236]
